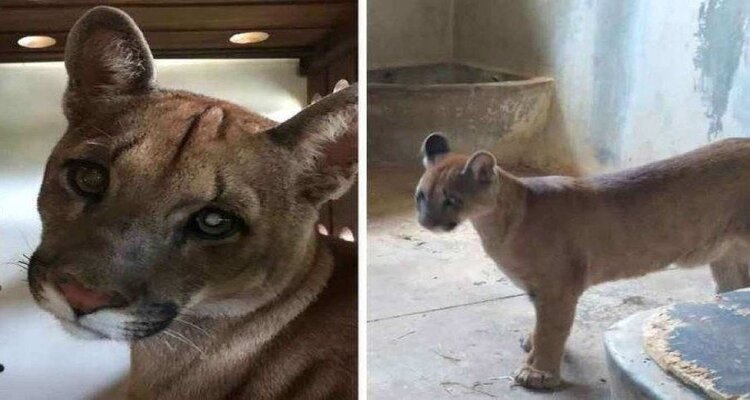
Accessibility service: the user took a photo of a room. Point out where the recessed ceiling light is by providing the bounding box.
[338,227,355,242]
[229,32,270,45]
[17,35,57,49]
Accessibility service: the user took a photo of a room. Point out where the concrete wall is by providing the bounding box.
[454,0,750,172]
[368,0,454,69]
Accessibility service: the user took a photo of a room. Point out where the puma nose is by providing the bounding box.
[55,276,125,316]
[417,213,434,229]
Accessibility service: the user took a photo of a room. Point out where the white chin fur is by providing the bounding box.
[38,283,75,321]
[59,319,104,340]
[38,283,132,341]
[78,309,134,341]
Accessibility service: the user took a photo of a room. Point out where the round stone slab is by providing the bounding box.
[605,311,704,400]
[643,289,750,400]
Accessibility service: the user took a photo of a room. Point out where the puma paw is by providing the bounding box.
[513,365,561,390]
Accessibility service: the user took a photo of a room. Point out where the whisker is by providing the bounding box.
[83,140,110,149]
[161,338,175,351]
[173,317,211,337]
[178,305,203,317]
[163,329,206,358]
[4,260,29,271]
[87,123,114,138]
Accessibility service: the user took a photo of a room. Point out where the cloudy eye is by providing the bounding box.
[188,207,243,240]
[67,161,108,199]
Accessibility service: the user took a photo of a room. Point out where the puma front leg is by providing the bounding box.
[514,291,578,390]
[520,331,533,353]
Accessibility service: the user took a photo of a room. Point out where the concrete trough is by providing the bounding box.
[367,63,554,166]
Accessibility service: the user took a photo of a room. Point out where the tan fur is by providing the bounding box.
[417,133,750,390]
[27,7,357,399]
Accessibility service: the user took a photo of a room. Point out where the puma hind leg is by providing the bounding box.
[710,262,750,293]
[710,244,750,293]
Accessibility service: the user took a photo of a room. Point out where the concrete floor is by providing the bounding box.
[367,166,718,399]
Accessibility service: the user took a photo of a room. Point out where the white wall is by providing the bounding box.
[0,58,305,175]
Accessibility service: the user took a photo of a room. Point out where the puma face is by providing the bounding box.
[416,133,499,232]
[27,6,357,341]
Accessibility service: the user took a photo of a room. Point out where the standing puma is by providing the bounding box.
[416,133,750,390]
[26,7,357,399]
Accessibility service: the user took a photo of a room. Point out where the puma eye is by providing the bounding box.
[188,207,243,240]
[67,161,108,199]
[442,191,461,208]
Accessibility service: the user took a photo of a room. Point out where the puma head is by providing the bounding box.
[27,6,357,341]
[416,133,499,231]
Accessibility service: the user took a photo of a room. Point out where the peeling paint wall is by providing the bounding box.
[694,0,750,139]
[454,0,750,172]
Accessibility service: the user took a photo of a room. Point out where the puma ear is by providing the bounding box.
[463,151,497,183]
[422,133,450,167]
[309,77,347,106]
[63,6,154,117]
[267,84,358,206]
[333,79,350,93]
[268,84,357,162]
[299,164,358,208]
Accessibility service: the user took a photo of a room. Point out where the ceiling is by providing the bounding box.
[0,0,357,74]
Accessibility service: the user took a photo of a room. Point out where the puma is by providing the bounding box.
[27,7,357,399]
[416,133,750,390]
